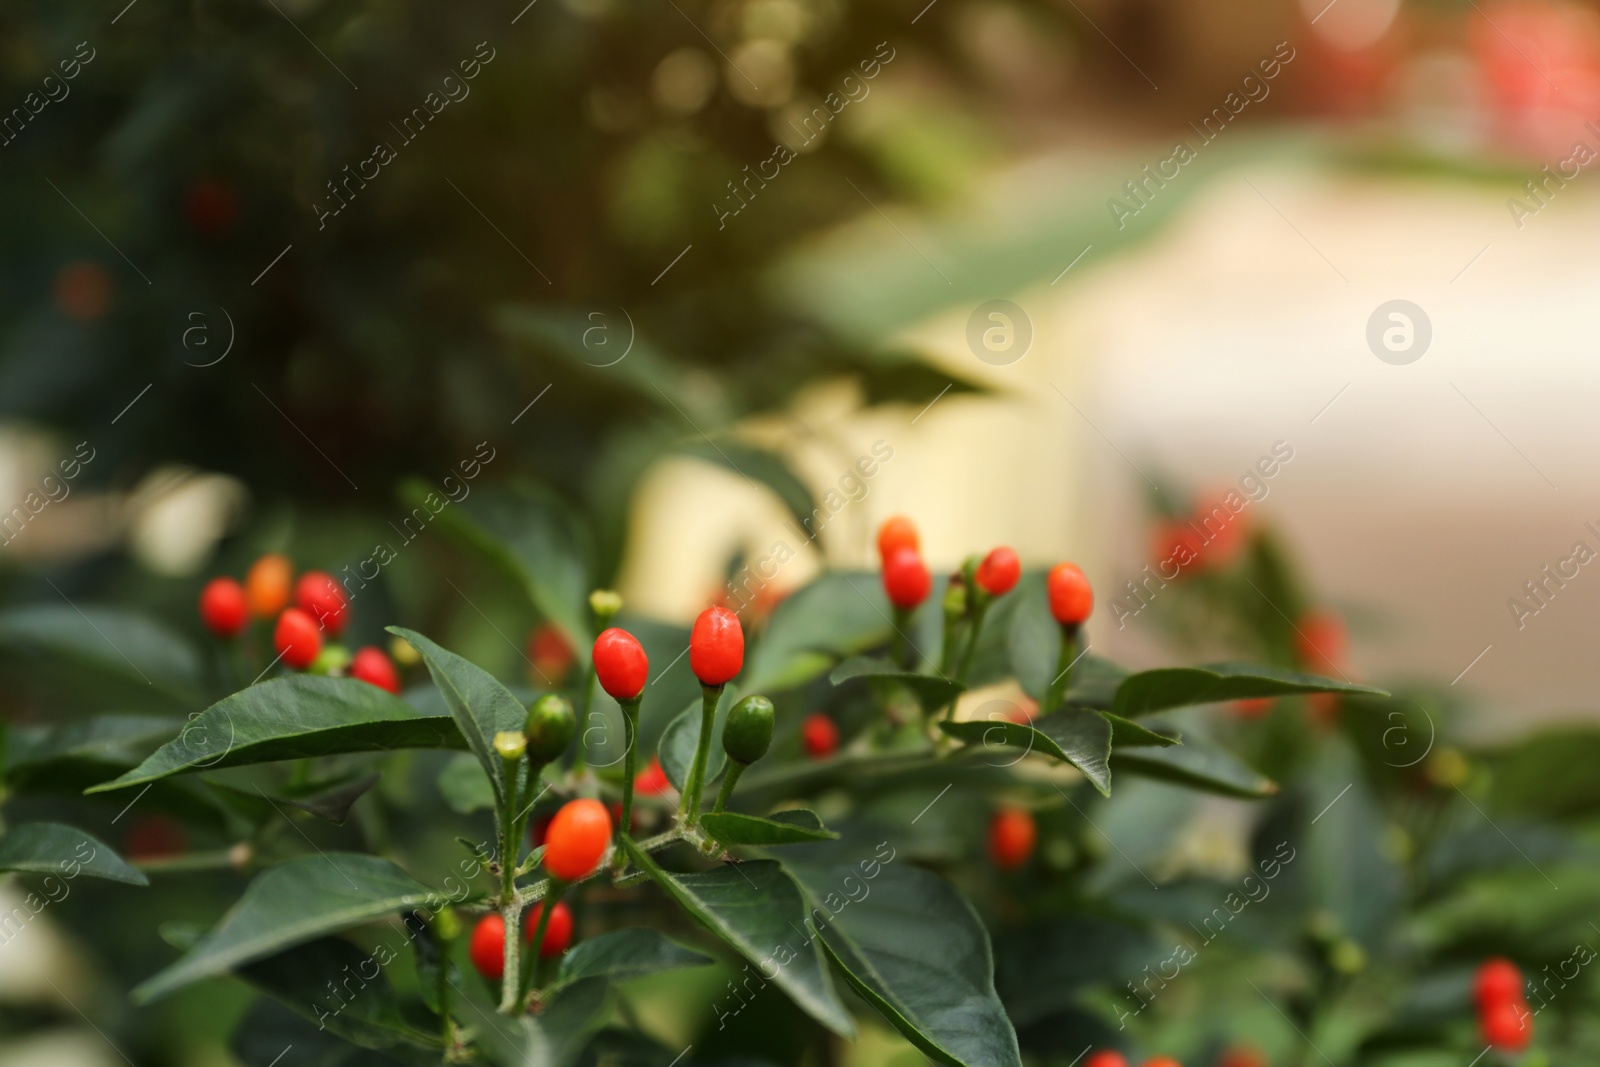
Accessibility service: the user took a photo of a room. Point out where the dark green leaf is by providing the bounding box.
[744,572,890,692]
[1487,727,1600,819]
[1112,743,1278,799]
[238,936,442,1050]
[0,822,147,885]
[829,657,963,713]
[938,710,1113,796]
[388,628,525,804]
[788,862,1021,1067]
[1100,711,1180,747]
[1113,662,1387,718]
[406,482,591,664]
[994,914,1161,1027]
[622,839,854,1037]
[6,714,181,773]
[0,605,201,704]
[86,676,464,793]
[552,927,713,990]
[701,809,840,845]
[134,853,446,1002]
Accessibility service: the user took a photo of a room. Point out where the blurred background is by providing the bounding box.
[3,0,1600,1061]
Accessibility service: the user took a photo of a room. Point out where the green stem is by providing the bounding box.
[954,598,991,686]
[680,684,722,827]
[572,663,597,776]
[517,883,565,1008]
[614,697,640,870]
[938,612,961,676]
[1044,625,1079,714]
[711,761,747,815]
[495,755,526,1014]
[891,606,910,668]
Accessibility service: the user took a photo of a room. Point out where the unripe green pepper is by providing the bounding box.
[722,695,774,765]
[524,693,576,762]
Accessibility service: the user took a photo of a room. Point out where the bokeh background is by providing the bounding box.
[3,0,1599,1063]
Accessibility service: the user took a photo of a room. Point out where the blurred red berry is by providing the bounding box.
[528,622,575,682]
[1217,1046,1267,1067]
[528,900,573,957]
[882,548,931,610]
[801,713,838,758]
[1232,697,1275,719]
[246,554,293,618]
[295,570,349,635]
[1480,997,1532,1050]
[199,577,249,638]
[1085,1053,1129,1067]
[690,605,744,687]
[54,262,110,321]
[184,177,240,237]
[1047,562,1093,626]
[1149,520,1204,574]
[122,815,187,863]
[1189,493,1248,569]
[988,807,1036,870]
[593,628,648,700]
[274,607,323,670]
[350,646,401,693]
[635,755,670,795]
[1475,958,1524,1008]
[1296,610,1347,674]
[876,515,919,561]
[975,546,1021,597]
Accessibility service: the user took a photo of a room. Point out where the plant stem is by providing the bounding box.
[517,883,565,1007]
[711,762,746,814]
[571,663,597,775]
[891,606,910,668]
[938,613,961,676]
[680,684,722,827]
[495,758,525,1014]
[614,696,640,871]
[1044,625,1079,714]
[954,598,991,686]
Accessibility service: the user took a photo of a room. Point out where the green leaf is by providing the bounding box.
[407,482,592,664]
[237,936,442,1050]
[0,822,147,885]
[658,690,730,794]
[552,927,713,990]
[829,657,964,713]
[436,751,496,814]
[1113,662,1387,718]
[701,809,840,846]
[0,604,202,705]
[676,439,817,537]
[994,914,1162,1027]
[6,714,181,775]
[1004,581,1126,706]
[478,978,612,1067]
[1100,711,1180,747]
[940,710,1113,796]
[388,628,525,805]
[744,572,891,692]
[134,853,445,1002]
[788,861,1022,1067]
[622,838,854,1038]
[86,676,464,793]
[1112,743,1278,798]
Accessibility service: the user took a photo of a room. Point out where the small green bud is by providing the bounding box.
[959,555,983,600]
[524,693,576,762]
[431,905,461,941]
[589,589,623,624]
[942,581,967,619]
[722,695,775,765]
[309,644,352,676]
[493,731,527,760]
